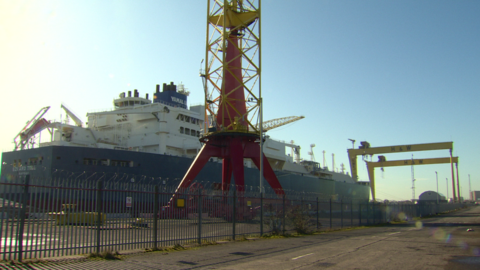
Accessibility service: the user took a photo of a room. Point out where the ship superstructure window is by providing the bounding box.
[28,158,38,165]
[185,128,190,135]
[180,127,184,134]
[84,158,131,167]
[177,114,202,125]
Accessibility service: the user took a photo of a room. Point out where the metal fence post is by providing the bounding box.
[198,188,202,245]
[17,174,30,262]
[341,199,343,228]
[316,197,319,230]
[384,201,387,223]
[282,194,286,235]
[96,180,103,254]
[260,192,263,236]
[366,200,369,225]
[329,198,332,229]
[351,200,353,226]
[233,188,236,240]
[153,185,159,249]
[373,202,375,224]
[359,202,362,226]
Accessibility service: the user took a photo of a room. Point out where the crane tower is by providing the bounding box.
[175,0,284,196]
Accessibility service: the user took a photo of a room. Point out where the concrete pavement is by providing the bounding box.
[1,205,479,269]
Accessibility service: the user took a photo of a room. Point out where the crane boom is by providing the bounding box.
[61,104,83,127]
[13,106,51,150]
[366,157,459,201]
[257,116,304,132]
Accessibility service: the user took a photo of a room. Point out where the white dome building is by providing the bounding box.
[418,191,446,203]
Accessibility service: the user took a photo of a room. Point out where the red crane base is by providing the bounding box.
[175,133,285,197]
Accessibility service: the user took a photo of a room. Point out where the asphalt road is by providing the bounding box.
[1,205,479,269]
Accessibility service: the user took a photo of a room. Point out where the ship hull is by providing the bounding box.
[1,146,369,201]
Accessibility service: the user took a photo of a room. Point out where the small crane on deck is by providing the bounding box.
[256,115,304,132]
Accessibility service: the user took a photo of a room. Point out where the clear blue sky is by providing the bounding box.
[1,0,479,201]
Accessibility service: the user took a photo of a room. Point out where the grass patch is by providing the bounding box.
[88,250,122,260]
[261,234,286,239]
[145,243,193,253]
[236,234,260,241]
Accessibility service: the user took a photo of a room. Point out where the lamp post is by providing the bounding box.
[435,171,439,204]
[446,178,449,202]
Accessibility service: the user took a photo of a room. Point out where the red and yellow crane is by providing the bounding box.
[174,0,285,197]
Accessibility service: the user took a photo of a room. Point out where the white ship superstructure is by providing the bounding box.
[38,83,206,158]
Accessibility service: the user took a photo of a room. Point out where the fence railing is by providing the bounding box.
[0,175,467,261]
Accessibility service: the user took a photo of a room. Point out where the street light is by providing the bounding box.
[446,178,449,202]
[435,171,439,204]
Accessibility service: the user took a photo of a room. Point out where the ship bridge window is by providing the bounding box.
[177,114,184,121]
[185,116,190,122]
[191,118,196,124]
[180,127,184,134]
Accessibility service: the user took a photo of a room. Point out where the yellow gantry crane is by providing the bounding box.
[366,156,459,201]
[347,141,459,201]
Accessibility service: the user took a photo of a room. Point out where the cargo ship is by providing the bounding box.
[0,82,369,201]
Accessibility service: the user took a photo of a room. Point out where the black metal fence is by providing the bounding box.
[0,175,467,261]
